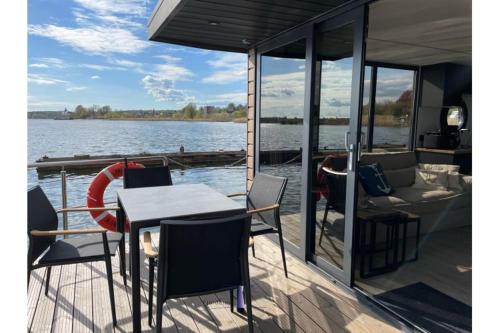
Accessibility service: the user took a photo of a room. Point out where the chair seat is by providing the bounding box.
[38,232,123,265]
[250,220,275,236]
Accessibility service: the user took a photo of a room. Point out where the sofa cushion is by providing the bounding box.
[393,187,457,203]
[413,168,448,190]
[384,167,415,188]
[448,172,463,191]
[419,163,460,173]
[360,152,417,170]
[358,163,393,197]
[461,175,472,192]
[368,195,407,207]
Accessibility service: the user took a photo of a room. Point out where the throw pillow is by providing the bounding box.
[384,167,415,188]
[448,172,463,191]
[413,168,448,190]
[358,163,393,197]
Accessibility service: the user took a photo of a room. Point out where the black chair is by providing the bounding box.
[319,167,347,245]
[153,214,254,333]
[123,165,173,189]
[228,173,289,277]
[123,165,173,323]
[28,185,123,326]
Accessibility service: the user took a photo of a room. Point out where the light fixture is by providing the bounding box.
[208,21,220,26]
[242,39,252,45]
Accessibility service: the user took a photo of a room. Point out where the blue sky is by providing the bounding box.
[28,0,247,111]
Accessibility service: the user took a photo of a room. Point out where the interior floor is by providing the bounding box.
[280,211,472,306]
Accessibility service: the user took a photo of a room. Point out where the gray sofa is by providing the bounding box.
[359,152,472,236]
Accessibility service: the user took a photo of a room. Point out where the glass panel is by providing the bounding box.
[356,42,472,330]
[311,23,354,270]
[361,66,372,150]
[259,39,306,248]
[372,67,414,151]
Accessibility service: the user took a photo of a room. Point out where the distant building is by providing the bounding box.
[203,106,215,117]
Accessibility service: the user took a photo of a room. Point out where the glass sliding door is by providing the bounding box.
[258,38,307,250]
[308,7,366,284]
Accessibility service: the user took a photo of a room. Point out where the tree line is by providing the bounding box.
[28,103,248,121]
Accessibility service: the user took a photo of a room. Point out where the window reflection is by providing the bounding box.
[372,67,415,150]
[259,39,306,248]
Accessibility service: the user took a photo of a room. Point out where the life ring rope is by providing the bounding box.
[86,161,144,232]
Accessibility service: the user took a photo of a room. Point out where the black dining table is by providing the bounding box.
[116,183,246,333]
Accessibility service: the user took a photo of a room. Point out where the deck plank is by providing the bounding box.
[28,268,46,331]
[110,255,133,332]
[183,297,221,333]
[167,298,202,332]
[92,261,115,333]
[72,263,94,333]
[51,264,77,333]
[29,233,402,333]
[31,266,62,333]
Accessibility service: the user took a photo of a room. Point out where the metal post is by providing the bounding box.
[61,168,68,238]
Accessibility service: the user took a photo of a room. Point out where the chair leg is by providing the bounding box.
[243,265,254,332]
[251,238,256,258]
[120,245,127,287]
[104,255,117,326]
[230,289,234,312]
[45,267,51,296]
[277,230,288,278]
[319,205,329,245]
[155,300,163,333]
[27,267,31,291]
[148,257,155,326]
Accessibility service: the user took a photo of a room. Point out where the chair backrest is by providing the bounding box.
[123,165,173,189]
[247,173,287,229]
[323,168,347,214]
[156,214,251,301]
[27,186,59,265]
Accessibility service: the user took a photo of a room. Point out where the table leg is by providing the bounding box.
[116,201,126,278]
[130,225,141,333]
[237,286,245,312]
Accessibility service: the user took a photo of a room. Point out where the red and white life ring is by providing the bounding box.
[87,161,144,232]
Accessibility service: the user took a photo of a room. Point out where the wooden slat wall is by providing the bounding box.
[247,49,256,191]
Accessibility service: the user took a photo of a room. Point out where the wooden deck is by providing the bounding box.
[28,234,405,333]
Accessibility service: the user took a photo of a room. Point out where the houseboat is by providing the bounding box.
[148,0,472,331]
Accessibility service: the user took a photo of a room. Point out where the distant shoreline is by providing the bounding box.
[28,117,248,123]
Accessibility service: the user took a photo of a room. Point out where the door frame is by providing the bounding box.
[253,4,368,285]
[305,5,367,286]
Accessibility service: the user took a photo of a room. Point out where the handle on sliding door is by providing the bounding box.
[344,131,350,151]
[358,132,366,160]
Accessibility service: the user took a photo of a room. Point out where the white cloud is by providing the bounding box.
[155,64,194,81]
[203,53,246,84]
[91,75,100,79]
[79,63,126,71]
[74,0,146,16]
[141,75,194,103]
[31,57,66,69]
[28,24,149,55]
[74,8,142,29]
[141,57,194,103]
[154,55,181,63]
[28,74,68,85]
[29,64,49,68]
[66,86,87,92]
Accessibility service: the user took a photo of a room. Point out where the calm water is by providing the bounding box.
[28,119,408,229]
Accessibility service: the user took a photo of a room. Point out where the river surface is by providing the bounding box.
[28,119,408,229]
